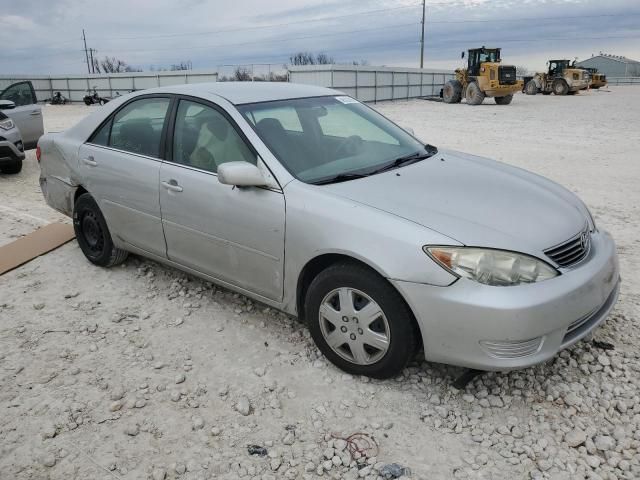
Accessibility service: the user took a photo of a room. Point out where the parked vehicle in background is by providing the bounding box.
[442,47,523,105]
[585,68,607,89]
[83,87,110,106]
[0,108,26,174]
[50,91,68,105]
[38,83,620,378]
[0,81,44,149]
[525,60,590,96]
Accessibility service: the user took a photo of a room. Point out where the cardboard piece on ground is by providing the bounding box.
[0,223,75,275]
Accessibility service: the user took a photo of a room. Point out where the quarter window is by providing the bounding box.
[108,97,170,158]
[172,100,256,173]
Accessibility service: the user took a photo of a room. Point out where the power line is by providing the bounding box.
[98,22,421,55]
[428,12,640,24]
[89,4,424,41]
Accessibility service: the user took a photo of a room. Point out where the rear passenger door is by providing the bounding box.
[78,96,171,257]
[0,81,43,149]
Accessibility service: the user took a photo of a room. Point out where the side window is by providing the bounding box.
[109,98,170,158]
[173,100,256,173]
[0,82,36,106]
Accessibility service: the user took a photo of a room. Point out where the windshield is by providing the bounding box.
[238,96,432,184]
[479,50,499,63]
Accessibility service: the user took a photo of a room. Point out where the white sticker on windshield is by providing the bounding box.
[335,96,359,104]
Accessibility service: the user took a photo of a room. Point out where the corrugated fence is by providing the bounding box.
[289,65,455,102]
[1,65,454,104]
[0,71,219,103]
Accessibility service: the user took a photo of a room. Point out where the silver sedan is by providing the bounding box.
[38,83,620,378]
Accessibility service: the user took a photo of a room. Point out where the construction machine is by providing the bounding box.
[442,47,523,105]
[585,67,607,89]
[525,59,590,96]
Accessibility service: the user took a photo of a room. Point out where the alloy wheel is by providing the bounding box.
[318,287,390,365]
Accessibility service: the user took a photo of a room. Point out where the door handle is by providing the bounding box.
[82,156,97,167]
[30,110,42,116]
[162,180,183,193]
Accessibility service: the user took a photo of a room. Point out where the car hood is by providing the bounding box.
[322,149,588,255]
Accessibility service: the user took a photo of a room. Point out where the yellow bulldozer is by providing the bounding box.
[442,47,523,105]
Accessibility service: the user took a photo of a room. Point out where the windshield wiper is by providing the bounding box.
[311,172,369,185]
[367,144,437,175]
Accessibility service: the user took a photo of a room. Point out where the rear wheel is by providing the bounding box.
[553,79,569,95]
[1,159,22,174]
[305,262,417,379]
[465,82,485,105]
[442,80,463,104]
[494,94,513,105]
[73,193,128,267]
[525,81,538,95]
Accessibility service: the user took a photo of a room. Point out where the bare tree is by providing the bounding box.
[170,61,193,71]
[516,65,531,77]
[233,66,253,81]
[289,51,335,66]
[99,56,141,73]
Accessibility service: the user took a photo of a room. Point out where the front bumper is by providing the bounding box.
[393,229,620,370]
[0,139,25,166]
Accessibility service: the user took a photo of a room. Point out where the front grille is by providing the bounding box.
[480,337,544,359]
[544,228,591,268]
[498,65,517,85]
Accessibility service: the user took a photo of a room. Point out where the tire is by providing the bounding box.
[1,159,22,174]
[542,91,552,95]
[304,262,418,379]
[592,86,600,90]
[442,80,463,104]
[465,82,485,105]
[494,94,513,105]
[84,97,92,106]
[525,80,538,95]
[73,193,128,267]
[553,79,569,95]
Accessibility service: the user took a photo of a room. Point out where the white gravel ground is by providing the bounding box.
[1,87,639,480]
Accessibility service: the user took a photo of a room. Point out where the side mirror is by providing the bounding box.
[0,100,16,110]
[218,161,267,187]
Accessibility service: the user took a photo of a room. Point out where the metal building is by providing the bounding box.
[576,54,640,77]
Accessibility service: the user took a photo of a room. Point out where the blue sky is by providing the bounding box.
[1,0,639,75]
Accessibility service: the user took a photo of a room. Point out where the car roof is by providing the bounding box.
[148,82,340,105]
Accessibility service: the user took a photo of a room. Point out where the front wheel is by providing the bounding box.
[73,193,128,267]
[553,79,569,95]
[305,262,417,379]
[465,82,485,105]
[525,81,538,95]
[494,94,513,105]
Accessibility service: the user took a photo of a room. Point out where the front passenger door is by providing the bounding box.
[0,81,43,149]
[159,99,286,301]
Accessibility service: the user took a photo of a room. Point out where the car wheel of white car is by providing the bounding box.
[305,262,417,379]
[73,193,129,267]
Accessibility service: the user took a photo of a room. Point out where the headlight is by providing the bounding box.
[0,118,15,130]
[424,246,558,286]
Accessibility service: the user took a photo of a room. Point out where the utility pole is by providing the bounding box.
[420,0,426,69]
[89,48,96,74]
[82,29,90,74]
